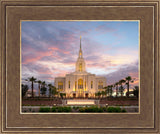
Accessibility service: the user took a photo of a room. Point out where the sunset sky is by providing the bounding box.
[21,21,139,94]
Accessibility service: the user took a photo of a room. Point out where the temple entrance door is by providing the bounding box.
[73,93,76,98]
[78,89,83,98]
[85,93,88,98]
[78,79,83,98]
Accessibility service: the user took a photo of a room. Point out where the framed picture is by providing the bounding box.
[0,0,159,133]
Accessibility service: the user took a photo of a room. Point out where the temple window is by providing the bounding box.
[75,81,77,91]
[91,81,93,89]
[79,63,82,72]
[58,82,63,91]
[78,79,83,89]
[68,81,70,88]
[84,81,86,91]
[98,81,103,90]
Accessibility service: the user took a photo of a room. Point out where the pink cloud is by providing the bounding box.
[22,51,53,64]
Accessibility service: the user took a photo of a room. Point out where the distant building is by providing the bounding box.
[54,37,107,98]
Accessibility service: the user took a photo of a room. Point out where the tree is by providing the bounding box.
[48,84,52,97]
[95,92,98,98]
[103,87,108,97]
[118,79,126,97]
[97,91,101,99]
[48,84,55,98]
[22,84,28,97]
[40,86,47,96]
[133,86,139,98]
[60,93,66,99]
[101,91,106,98]
[104,86,110,97]
[42,81,46,88]
[40,81,47,96]
[105,85,113,97]
[114,82,119,97]
[52,86,58,97]
[109,85,113,97]
[119,86,125,97]
[37,80,42,97]
[125,76,134,97]
[26,76,36,97]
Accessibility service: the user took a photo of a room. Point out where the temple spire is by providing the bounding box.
[80,36,82,50]
[79,36,82,58]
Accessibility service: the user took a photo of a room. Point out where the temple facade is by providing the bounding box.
[54,37,107,98]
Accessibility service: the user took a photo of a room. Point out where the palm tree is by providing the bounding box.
[101,91,106,98]
[52,86,58,98]
[97,91,101,99]
[48,83,53,98]
[125,76,134,97]
[110,85,113,97]
[37,80,42,97]
[95,92,98,98]
[118,79,126,97]
[42,81,46,87]
[114,82,119,97]
[26,76,36,97]
[133,86,139,98]
[106,86,110,97]
[103,87,108,97]
[41,81,46,96]
[22,84,29,97]
[40,86,47,96]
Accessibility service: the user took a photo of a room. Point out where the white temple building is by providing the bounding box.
[54,37,107,98]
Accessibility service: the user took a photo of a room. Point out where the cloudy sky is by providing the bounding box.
[21,21,139,93]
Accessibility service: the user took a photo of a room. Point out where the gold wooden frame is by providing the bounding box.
[0,0,159,133]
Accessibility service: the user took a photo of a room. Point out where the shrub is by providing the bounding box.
[102,107,107,112]
[52,107,57,112]
[79,107,86,112]
[75,106,80,110]
[121,109,127,112]
[57,106,72,112]
[57,107,63,112]
[107,107,121,113]
[39,107,50,112]
[63,107,72,112]
[79,106,103,112]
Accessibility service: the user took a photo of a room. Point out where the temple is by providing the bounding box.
[54,37,107,98]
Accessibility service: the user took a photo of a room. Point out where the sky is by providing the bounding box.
[21,21,139,94]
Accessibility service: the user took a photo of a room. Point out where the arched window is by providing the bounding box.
[68,81,70,88]
[84,81,86,91]
[78,79,83,89]
[79,63,82,72]
[98,81,103,90]
[91,81,93,89]
[75,81,77,91]
[58,82,63,91]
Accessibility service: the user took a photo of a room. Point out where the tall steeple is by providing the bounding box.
[76,36,86,72]
[80,36,82,49]
[79,36,83,58]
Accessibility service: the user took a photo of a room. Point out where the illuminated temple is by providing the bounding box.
[54,37,107,98]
